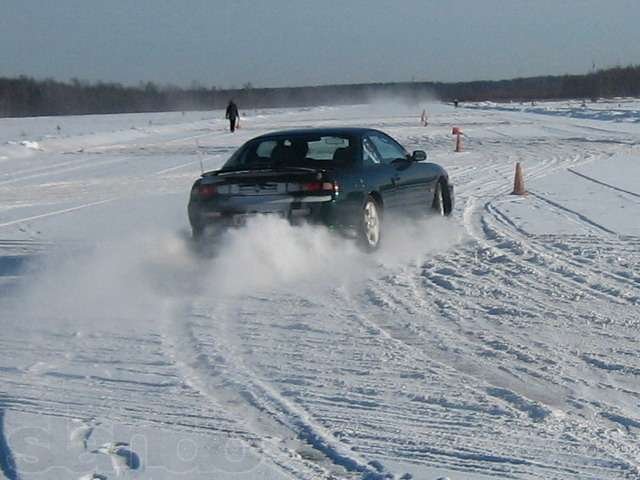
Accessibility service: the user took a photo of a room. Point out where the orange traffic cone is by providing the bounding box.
[512,162,527,195]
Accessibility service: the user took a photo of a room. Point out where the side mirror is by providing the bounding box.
[412,150,427,161]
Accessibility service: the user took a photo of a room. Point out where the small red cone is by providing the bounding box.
[452,127,463,152]
[512,162,527,195]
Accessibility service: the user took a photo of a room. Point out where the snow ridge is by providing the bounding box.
[163,306,401,480]
[0,409,19,480]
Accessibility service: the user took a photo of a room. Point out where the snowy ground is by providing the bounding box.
[0,99,639,480]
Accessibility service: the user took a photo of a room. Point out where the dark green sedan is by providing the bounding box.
[188,128,453,250]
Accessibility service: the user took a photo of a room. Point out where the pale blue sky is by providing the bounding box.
[2,0,639,88]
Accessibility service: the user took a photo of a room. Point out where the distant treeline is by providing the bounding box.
[1,65,639,118]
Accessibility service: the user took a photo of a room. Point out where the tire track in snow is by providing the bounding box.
[204,264,626,478]
[162,306,398,480]
[363,126,640,476]
[470,196,630,309]
[0,409,19,480]
[0,156,137,186]
[358,247,640,477]
[488,202,640,303]
[0,198,117,229]
[528,191,618,235]
[0,320,243,441]
[457,196,640,474]
[316,271,637,479]
[216,287,559,478]
[469,197,639,372]
[0,156,95,181]
[477,197,640,456]
[361,253,583,406]
[567,168,640,198]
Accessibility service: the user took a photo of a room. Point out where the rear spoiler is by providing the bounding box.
[209,167,329,179]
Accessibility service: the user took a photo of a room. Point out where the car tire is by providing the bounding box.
[359,196,382,251]
[432,181,445,216]
[192,225,204,240]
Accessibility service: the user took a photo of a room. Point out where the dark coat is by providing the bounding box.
[226,102,238,119]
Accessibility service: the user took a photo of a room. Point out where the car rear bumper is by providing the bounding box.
[188,194,357,236]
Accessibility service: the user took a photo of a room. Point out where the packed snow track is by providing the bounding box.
[0,101,639,479]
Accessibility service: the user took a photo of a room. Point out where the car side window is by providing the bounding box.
[362,136,382,166]
[368,133,407,164]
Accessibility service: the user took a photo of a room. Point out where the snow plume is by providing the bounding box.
[204,216,363,295]
[376,215,465,267]
[205,214,463,296]
[362,88,440,112]
[9,214,462,331]
[7,230,198,333]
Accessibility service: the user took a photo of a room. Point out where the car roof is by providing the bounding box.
[250,127,382,140]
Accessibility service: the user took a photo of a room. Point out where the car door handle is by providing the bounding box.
[391,175,400,185]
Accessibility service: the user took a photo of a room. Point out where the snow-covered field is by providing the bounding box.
[0,99,639,480]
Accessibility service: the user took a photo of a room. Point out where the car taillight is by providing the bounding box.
[198,184,217,198]
[301,181,338,194]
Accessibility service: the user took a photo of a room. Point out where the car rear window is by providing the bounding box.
[223,134,355,170]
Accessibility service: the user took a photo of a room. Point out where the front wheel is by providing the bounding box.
[359,196,382,251]
[432,182,445,216]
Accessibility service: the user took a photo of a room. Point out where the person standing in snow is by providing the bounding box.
[225,100,240,132]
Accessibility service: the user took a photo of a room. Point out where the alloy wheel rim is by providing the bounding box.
[364,201,380,246]
[437,188,445,216]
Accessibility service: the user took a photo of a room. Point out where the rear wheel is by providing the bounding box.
[432,182,445,216]
[191,225,204,240]
[359,196,381,251]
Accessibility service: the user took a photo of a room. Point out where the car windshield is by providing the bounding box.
[221,134,356,171]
